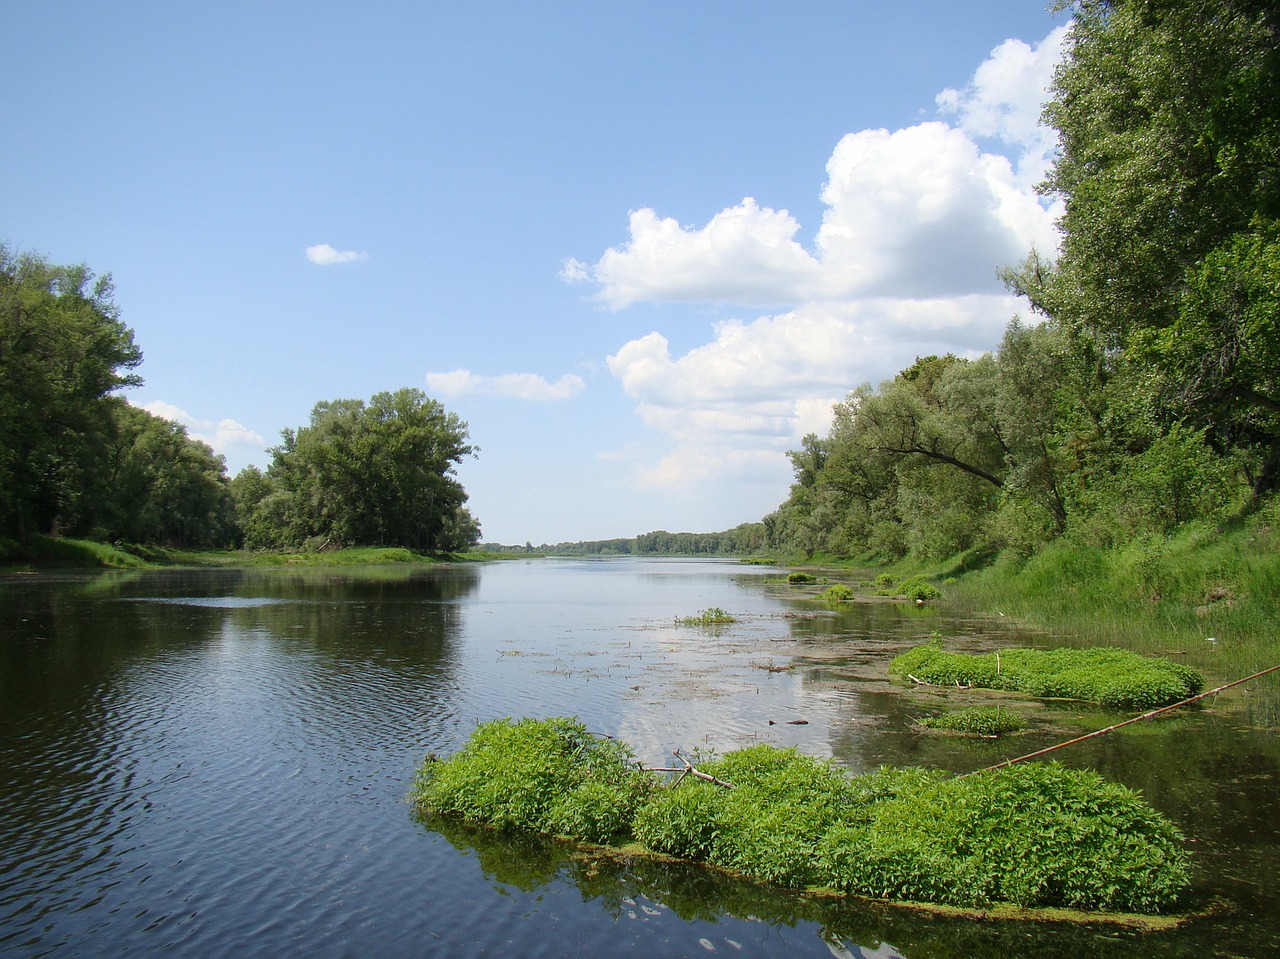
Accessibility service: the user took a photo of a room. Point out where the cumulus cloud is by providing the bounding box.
[592,199,821,309]
[140,401,266,456]
[936,25,1071,187]
[425,369,586,401]
[579,27,1068,493]
[305,243,368,265]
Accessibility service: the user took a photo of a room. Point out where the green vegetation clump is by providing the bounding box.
[676,607,737,626]
[787,571,818,584]
[413,718,1190,914]
[917,705,1026,737]
[411,717,652,845]
[815,583,855,605]
[898,578,942,602]
[890,640,1204,710]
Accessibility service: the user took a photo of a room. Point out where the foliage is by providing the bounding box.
[820,762,1188,914]
[815,584,855,605]
[758,1,1279,565]
[0,247,141,541]
[917,705,1026,737]
[787,571,818,584]
[238,387,479,553]
[676,608,737,626]
[411,717,653,845]
[897,578,941,602]
[415,720,1191,914]
[890,640,1204,710]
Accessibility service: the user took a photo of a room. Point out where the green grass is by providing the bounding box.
[890,640,1204,710]
[1,537,508,570]
[413,717,1190,914]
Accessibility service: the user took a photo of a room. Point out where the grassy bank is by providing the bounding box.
[0,535,509,570]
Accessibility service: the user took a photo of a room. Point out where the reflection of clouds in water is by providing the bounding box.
[609,622,855,765]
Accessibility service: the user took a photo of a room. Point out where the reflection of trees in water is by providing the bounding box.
[419,813,1201,959]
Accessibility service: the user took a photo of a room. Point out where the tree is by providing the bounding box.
[0,247,142,541]
[97,404,238,547]
[243,388,479,551]
[1008,0,1280,495]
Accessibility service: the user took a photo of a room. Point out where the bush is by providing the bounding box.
[898,578,942,602]
[890,640,1204,709]
[787,571,818,584]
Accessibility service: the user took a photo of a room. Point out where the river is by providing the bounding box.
[1,558,1276,958]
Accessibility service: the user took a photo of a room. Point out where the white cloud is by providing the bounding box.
[425,369,586,401]
[936,25,1070,187]
[592,199,820,309]
[559,257,590,283]
[305,243,368,265]
[139,400,266,456]
[581,27,1068,495]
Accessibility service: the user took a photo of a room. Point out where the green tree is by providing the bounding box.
[245,387,478,551]
[98,404,238,547]
[0,247,142,541]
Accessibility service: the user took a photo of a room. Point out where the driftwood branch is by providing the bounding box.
[643,748,735,788]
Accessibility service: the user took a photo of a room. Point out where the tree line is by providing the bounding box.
[0,247,479,555]
[764,0,1280,562]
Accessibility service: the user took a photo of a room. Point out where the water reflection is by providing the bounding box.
[0,560,1277,958]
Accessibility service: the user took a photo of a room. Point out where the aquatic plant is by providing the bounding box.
[898,578,942,602]
[815,584,855,605]
[676,607,737,626]
[917,705,1026,737]
[413,718,1190,914]
[890,640,1204,710]
[411,717,652,844]
[787,571,819,584]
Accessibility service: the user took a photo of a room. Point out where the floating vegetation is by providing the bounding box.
[676,608,737,626]
[917,705,1026,737]
[815,584,855,605]
[891,639,1204,710]
[412,717,1190,915]
[787,571,819,585]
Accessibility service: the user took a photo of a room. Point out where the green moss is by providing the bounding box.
[890,640,1204,710]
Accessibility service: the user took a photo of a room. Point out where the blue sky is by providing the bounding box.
[4,2,1069,545]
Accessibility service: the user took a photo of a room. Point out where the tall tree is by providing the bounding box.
[244,388,479,552]
[0,248,142,540]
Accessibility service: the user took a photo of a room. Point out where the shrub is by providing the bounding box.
[787,571,818,584]
[898,578,942,602]
[889,640,1204,709]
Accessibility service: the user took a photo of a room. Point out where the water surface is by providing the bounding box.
[1,558,1276,958]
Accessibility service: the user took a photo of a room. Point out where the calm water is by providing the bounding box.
[1,558,1277,958]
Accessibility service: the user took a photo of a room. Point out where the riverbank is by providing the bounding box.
[0,535,510,570]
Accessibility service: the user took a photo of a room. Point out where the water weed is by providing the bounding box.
[890,640,1204,709]
[676,608,737,626]
[413,718,1189,914]
[917,705,1026,737]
